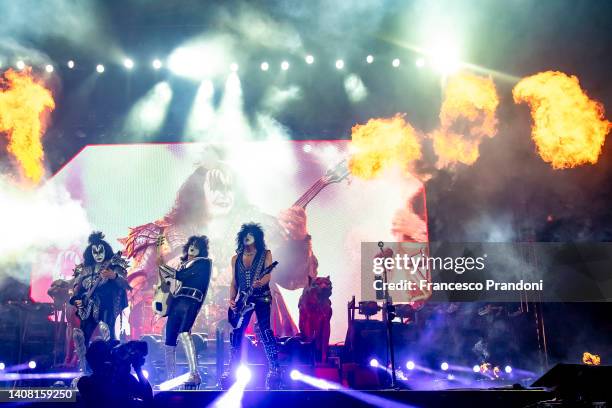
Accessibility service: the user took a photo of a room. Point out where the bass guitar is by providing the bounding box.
[71,251,126,320]
[228,261,278,329]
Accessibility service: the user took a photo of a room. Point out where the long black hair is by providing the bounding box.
[180,235,210,262]
[83,232,114,266]
[235,223,266,254]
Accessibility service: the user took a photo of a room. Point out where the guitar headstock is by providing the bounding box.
[322,159,350,185]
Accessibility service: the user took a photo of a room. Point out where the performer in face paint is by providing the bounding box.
[221,223,280,390]
[157,235,211,387]
[69,232,130,376]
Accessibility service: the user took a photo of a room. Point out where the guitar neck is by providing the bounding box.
[293,178,329,209]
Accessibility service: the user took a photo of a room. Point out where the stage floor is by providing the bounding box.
[152,389,552,408]
[4,389,553,408]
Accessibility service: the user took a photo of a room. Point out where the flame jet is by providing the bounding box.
[513,71,611,169]
[0,68,55,184]
[430,72,500,168]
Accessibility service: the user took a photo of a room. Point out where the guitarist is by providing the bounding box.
[221,223,280,389]
[70,232,130,375]
[157,235,211,387]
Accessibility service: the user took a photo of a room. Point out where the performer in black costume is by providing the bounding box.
[221,223,281,389]
[158,235,212,386]
[70,232,130,376]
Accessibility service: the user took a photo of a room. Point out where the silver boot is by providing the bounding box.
[179,332,201,387]
[164,345,176,380]
[71,328,87,389]
[97,321,111,341]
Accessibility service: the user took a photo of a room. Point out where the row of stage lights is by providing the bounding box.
[5,54,430,75]
[370,358,513,376]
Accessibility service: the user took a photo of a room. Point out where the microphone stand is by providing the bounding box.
[378,241,398,389]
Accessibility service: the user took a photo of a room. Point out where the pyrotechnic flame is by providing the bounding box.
[431,72,499,168]
[0,68,55,184]
[583,352,601,366]
[513,71,611,169]
[348,114,422,179]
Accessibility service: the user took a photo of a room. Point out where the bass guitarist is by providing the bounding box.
[221,223,280,389]
[69,232,130,375]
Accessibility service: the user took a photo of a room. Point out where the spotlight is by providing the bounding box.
[302,144,312,153]
[45,64,54,73]
[260,62,269,71]
[426,37,461,74]
[290,369,301,380]
[504,365,512,374]
[392,58,400,68]
[406,361,415,370]
[0,363,5,370]
[96,64,105,73]
[123,58,134,70]
[473,365,481,373]
[281,61,290,71]
[335,59,344,70]
[28,361,36,369]
[366,55,374,64]
[152,59,162,70]
[369,358,379,368]
[67,60,75,69]
[305,55,314,64]
[415,57,425,68]
[16,60,25,70]
[440,362,449,371]
[230,63,239,72]
[236,365,252,384]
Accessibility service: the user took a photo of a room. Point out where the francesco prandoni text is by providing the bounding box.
[373,279,544,292]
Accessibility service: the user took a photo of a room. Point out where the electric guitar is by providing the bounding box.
[228,261,278,329]
[291,159,350,209]
[151,235,182,317]
[71,251,125,320]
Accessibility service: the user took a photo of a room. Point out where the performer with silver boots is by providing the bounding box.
[158,235,212,388]
[221,223,281,390]
[69,232,130,378]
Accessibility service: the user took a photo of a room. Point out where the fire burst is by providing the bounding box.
[583,352,601,366]
[431,72,499,168]
[0,68,55,184]
[513,71,611,169]
[348,114,422,179]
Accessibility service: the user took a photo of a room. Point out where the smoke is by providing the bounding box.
[0,0,116,57]
[0,176,91,283]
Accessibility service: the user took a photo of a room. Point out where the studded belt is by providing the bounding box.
[175,286,204,302]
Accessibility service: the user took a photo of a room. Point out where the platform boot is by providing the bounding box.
[220,330,242,389]
[164,345,176,380]
[179,332,201,389]
[261,329,282,390]
[70,328,87,388]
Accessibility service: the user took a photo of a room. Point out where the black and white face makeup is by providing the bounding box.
[203,168,235,217]
[243,233,255,246]
[92,244,106,263]
[187,244,200,258]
